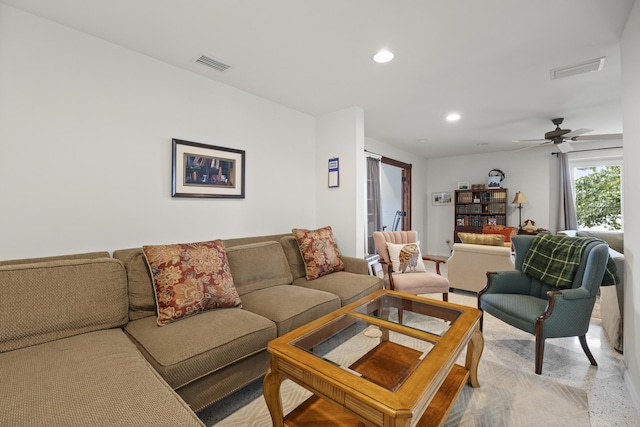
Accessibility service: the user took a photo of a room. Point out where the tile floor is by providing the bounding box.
[446,290,639,427]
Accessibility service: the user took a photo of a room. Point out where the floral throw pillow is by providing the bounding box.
[142,240,241,326]
[292,226,344,280]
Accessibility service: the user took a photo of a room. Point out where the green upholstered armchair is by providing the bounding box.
[478,234,610,374]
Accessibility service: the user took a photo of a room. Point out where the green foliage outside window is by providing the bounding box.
[575,165,621,230]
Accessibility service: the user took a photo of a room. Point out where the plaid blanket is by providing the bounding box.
[521,234,618,289]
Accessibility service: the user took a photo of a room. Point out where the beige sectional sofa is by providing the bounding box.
[0,233,382,426]
[447,242,514,292]
[558,230,625,352]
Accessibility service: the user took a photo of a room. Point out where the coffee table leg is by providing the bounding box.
[465,324,484,388]
[263,360,285,427]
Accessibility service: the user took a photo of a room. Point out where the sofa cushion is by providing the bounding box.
[124,308,276,389]
[113,248,157,321]
[142,240,242,326]
[280,235,307,280]
[293,271,383,306]
[576,230,624,254]
[0,329,204,426]
[0,258,128,353]
[226,241,293,295]
[482,225,518,243]
[458,232,505,246]
[385,241,427,272]
[240,285,340,335]
[292,226,345,280]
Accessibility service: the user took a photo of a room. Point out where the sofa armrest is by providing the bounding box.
[340,255,369,275]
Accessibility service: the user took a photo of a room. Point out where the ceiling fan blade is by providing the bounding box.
[571,133,623,141]
[512,142,550,153]
[512,138,548,143]
[563,128,593,138]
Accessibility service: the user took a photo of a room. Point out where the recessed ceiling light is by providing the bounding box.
[373,50,394,63]
[446,113,461,122]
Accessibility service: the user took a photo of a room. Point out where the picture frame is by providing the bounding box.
[432,191,453,206]
[172,138,245,198]
[457,181,469,190]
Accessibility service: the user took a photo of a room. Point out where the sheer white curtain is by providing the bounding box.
[557,153,578,231]
[366,156,382,255]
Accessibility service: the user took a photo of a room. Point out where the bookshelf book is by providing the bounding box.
[454,188,508,242]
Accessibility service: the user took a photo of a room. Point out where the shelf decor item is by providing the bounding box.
[172,139,245,198]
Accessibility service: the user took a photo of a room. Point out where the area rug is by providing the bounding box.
[201,357,589,427]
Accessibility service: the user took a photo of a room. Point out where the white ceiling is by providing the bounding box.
[2,0,634,158]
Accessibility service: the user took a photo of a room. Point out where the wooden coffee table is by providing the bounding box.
[263,289,483,427]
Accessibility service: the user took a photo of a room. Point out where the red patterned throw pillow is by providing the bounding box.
[292,226,345,280]
[142,240,241,326]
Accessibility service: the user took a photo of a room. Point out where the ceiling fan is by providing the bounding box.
[512,118,622,152]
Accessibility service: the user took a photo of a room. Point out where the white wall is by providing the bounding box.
[426,148,556,256]
[365,137,429,249]
[0,5,317,260]
[316,107,365,257]
[621,0,640,412]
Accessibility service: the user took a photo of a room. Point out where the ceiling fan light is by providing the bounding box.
[557,142,574,153]
[550,57,605,80]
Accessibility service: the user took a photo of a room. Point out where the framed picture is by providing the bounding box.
[432,191,453,206]
[172,139,245,198]
[457,181,469,190]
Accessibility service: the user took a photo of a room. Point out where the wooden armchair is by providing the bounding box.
[372,231,449,301]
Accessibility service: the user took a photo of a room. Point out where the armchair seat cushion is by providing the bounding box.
[388,271,449,295]
[480,294,547,334]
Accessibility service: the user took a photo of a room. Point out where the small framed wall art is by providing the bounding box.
[328,157,339,188]
[172,138,245,198]
[457,182,469,190]
[432,191,453,206]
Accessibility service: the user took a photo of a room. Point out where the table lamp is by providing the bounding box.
[512,191,528,229]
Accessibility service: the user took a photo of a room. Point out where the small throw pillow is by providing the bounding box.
[292,226,344,280]
[142,240,241,326]
[386,242,427,273]
[458,232,505,246]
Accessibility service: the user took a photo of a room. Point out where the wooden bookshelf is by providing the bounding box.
[454,188,508,243]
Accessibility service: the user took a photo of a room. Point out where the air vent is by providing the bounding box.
[550,57,605,80]
[196,55,232,72]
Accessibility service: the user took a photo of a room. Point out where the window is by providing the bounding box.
[569,154,623,231]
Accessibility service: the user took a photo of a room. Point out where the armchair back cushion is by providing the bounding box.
[373,230,418,266]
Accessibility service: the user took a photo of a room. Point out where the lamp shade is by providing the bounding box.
[512,192,528,204]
